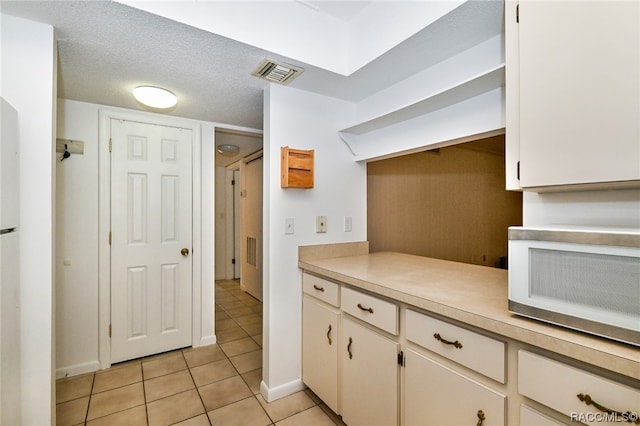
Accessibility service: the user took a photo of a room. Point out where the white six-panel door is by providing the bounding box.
[110,119,193,363]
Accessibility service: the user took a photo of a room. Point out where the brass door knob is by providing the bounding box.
[181,248,190,257]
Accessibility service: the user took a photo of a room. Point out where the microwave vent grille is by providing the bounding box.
[530,248,640,317]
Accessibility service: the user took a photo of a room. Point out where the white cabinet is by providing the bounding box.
[520,405,568,426]
[404,349,506,426]
[506,0,640,189]
[301,294,339,413]
[342,316,399,426]
[518,351,640,426]
[405,309,506,384]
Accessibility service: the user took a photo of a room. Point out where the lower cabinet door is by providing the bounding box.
[520,404,568,426]
[342,317,399,426]
[302,295,339,413]
[404,349,506,426]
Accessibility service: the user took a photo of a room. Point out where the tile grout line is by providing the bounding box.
[179,349,213,426]
[84,372,96,425]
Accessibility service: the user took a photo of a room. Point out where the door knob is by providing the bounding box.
[181,248,190,257]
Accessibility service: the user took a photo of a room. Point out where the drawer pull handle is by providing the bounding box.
[357,303,374,314]
[433,333,463,349]
[313,284,325,292]
[327,324,332,346]
[476,410,485,426]
[577,393,639,424]
[347,337,353,359]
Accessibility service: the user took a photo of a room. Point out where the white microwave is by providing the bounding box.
[508,226,640,346]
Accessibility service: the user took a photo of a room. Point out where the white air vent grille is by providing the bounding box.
[251,59,304,85]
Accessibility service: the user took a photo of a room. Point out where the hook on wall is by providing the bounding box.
[60,145,71,162]
[56,138,84,163]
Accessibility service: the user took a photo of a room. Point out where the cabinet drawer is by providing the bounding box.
[518,351,640,426]
[341,286,398,335]
[406,309,505,383]
[302,273,339,307]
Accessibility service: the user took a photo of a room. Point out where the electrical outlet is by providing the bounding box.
[285,217,295,234]
[316,216,327,233]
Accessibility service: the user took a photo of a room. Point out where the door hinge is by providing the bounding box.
[109,324,112,338]
[516,3,519,23]
[231,258,236,264]
[397,351,404,367]
[516,161,521,181]
[108,231,112,245]
[231,179,235,186]
[109,138,112,152]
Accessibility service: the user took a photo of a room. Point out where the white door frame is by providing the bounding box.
[224,162,241,280]
[98,109,202,369]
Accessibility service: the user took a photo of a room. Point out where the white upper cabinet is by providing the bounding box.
[506,0,640,190]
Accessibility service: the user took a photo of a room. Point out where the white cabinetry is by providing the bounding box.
[519,405,568,426]
[518,351,640,426]
[403,309,507,426]
[301,274,340,413]
[342,317,399,426]
[302,295,339,413]
[506,0,640,189]
[404,349,506,426]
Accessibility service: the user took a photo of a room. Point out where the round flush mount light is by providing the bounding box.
[216,144,240,156]
[133,85,177,109]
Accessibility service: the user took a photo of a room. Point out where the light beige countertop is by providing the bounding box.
[298,244,640,381]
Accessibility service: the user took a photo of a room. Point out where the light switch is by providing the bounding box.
[344,216,352,232]
[285,217,295,234]
[64,259,72,266]
[316,216,327,233]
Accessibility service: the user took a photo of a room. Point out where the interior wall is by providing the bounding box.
[1,13,56,425]
[262,84,367,401]
[367,135,522,268]
[55,100,101,376]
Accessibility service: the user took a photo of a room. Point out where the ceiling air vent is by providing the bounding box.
[251,59,304,85]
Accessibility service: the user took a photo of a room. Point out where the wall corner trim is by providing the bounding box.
[260,379,306,403]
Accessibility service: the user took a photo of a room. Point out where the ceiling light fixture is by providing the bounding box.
[216,144,240,156]
[133,85,178,109]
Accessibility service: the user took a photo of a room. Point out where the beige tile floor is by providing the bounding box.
[56,279,345,426]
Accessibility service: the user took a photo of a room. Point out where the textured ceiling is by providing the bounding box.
[1,1,502,134]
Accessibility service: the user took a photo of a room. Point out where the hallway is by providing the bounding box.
[55,280,343,425]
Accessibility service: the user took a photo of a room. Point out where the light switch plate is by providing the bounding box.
[285,217,295,234]
[316,216,327,233]
[344,216,352,232]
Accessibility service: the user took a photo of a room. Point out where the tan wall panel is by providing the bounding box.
[367,136,522,268]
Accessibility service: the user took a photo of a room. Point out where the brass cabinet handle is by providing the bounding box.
[326,324,332,346]
[433,333,463,349]
[476,410,485,426]
[577,393,640,424]
[347,337,353,359]
[181,248,190,256]
[313,284,325,292]
[357,303,374,314]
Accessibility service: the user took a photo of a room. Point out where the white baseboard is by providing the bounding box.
[56,360,101,379]
[260,378,306,403]
[199,334,217,347]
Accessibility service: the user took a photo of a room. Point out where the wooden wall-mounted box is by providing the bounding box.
[281,146,314,188]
